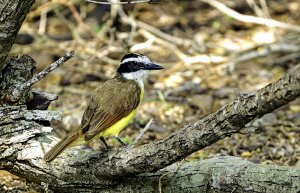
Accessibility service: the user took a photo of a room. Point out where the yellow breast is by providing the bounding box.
[71,81,144,146]
[100,83,144,138]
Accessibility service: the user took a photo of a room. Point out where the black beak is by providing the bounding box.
[144,63,164,70]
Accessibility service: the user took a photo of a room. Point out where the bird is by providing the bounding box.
[44,53,163,162]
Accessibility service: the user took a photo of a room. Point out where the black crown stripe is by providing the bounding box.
[121,53,143,62]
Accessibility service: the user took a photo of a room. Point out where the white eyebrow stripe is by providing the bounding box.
[121,56,150,64]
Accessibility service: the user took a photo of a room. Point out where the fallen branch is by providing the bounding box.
[131,118,153,148]
[201,0,300,32]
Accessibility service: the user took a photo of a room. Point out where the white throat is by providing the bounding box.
[122,70,146,81]
[122,70,146,87]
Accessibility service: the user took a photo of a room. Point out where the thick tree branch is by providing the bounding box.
[109,156,300,193]
[87,63,300,177]
[0,0,35,70]
[1,61,299,191]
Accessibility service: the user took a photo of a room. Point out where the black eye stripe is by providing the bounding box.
[117,61,141,73]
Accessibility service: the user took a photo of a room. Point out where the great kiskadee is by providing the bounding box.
[44,53,163,162]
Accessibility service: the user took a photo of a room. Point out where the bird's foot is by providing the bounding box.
[102,145,113,152]
[113,136,127,147]
[100,136,113,151]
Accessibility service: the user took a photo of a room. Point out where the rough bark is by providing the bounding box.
[0,55,36,105]
[0,0,35,70]
[0,56,299,192]
[108,156,300,193]
[53,63,300,179]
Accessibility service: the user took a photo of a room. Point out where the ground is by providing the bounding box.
[1,0,300,192]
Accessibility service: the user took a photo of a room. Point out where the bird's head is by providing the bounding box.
[117,53,163,81]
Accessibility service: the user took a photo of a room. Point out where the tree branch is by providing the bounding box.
[87,63,300,178]
[0,0,35,70]
[1,61,299,191]
[22,50,75,89]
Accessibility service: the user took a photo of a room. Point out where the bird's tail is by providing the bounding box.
[44,129,80,162]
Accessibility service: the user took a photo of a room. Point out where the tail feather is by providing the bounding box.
[44,129,80,162]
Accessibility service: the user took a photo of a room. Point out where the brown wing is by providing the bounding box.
[81,96,98,133]
[80,76,141,141]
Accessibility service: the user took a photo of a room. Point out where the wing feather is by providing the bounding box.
[80,77,141,141]
[81,97,98,133]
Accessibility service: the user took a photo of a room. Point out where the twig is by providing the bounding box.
[22,50,75,88]
[246,0,282,42]
[53,9,83,42]
[140,29,227,65]
[266,52,300,67]
[131,119,153,148]
[136,21,192,47]
[259,0,271,19]
[130,33,155,52]
[246,0,265,18]
[38,0,48,35]
[61,1,86,27]
[201,0,300,32]
[109,119,153,160]
[86,0,150,4]
[220,42,300,72]
[232,135,246,156]
[117,8,192,47]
